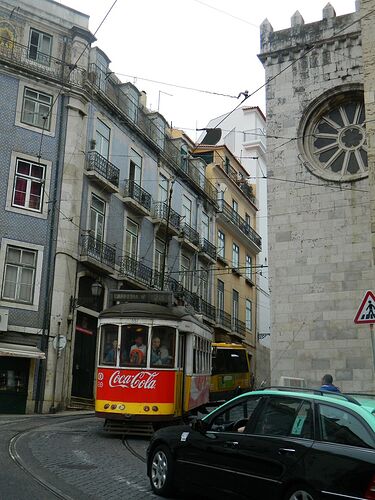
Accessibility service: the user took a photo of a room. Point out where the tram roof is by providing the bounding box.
[99,303,211,331]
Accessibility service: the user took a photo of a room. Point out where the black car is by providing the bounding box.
[146,389,375,500]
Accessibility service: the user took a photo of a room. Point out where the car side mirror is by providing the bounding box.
[191,418,209,434]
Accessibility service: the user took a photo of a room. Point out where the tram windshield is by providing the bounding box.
[120,325,148,367]
[100,324,119,366]
[150,326,175,368]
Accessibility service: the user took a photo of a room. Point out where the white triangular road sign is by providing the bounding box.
[354,290,375,324]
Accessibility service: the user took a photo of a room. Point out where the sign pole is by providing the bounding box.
[371,324,375,376]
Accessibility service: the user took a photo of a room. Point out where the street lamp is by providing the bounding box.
[69,280,103,312]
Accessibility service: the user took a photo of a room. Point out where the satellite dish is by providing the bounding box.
[200,128,222,145]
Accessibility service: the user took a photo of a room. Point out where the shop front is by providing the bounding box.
[0,342,45,414]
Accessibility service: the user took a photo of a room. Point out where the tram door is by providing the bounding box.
[178,333,186,414]
[71,313,98,399]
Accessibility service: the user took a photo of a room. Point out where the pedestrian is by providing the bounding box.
[320,374,340,393]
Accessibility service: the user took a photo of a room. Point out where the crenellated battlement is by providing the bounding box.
[259,2,361,64]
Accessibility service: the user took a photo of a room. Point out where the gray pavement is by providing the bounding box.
[0,413,169,500]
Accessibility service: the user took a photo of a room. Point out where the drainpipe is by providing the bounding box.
[50,320,61,413]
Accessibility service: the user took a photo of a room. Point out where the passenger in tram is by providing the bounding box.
[129,335,147,365]
[104,339,118,365]
[151,336,171,366]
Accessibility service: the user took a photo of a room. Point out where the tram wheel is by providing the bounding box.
[150,444,175,497]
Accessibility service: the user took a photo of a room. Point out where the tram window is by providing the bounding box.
[100,324,119,366]
[119,324,148,367]
[151,326,175,368]
[193,336,210,374]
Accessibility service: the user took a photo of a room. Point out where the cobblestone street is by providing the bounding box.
[0,413,168,500]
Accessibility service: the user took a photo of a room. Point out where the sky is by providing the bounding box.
[60,0,356,141]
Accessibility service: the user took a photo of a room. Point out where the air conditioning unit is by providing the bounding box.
[279,376,306,388]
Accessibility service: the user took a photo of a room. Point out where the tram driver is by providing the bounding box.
[129,335,147,365]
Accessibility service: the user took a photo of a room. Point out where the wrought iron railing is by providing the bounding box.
[152,202,181,232]
[232,318,246,337]
[216,309,232,330]
[80,234,116,269]
[200,299,216,321]
[218,200,262,250]
[239,182,257,206]
[180,223,200,247]
[118,255,153,287]
[123,180,152,211]
[0,37,84,85]
[87,63,218,205]
[200,238,217,260]
[86,151,120,188]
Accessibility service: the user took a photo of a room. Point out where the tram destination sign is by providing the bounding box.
[111,290,174,307]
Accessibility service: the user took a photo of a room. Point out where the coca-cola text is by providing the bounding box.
[108,370,158,389]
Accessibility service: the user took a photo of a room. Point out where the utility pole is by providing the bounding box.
[160,178,175,290]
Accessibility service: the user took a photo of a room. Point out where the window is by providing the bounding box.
[28,28,52,66]
[125,218,138,259]
[254,397,313,438]
[154,238,164,273]
[210,396,262,433]
[129,149,142,184]
[212,348,249,375]
[245,213,251,229]
[232,242,239,269]
[246,255,253,281]
[193,335,211,374]
[21,87,52,130]
[2,246,36,303]
[119,324,148,367]
[200,266,209,302]
[90,194,105,241]
[12,158,45,212]
[246,300,252,331]
[232,199,238,213]
[182,195,192,226]
[232,289,239,322]
[96,52,108,92]
[217,230,225,259]
[159,174,168,203]
[217,280,224,313]
[181,255,191,290]
[319,404,374,448]
[180,144,188,172]
[100,324,119,366]
[201,212,209,241]
[95,119,110,159]
[151,326,175,368]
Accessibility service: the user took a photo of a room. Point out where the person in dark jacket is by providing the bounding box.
[320,374,340,393]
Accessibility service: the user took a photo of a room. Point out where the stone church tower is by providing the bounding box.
[259,1,375,391]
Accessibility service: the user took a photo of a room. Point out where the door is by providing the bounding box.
[71,312,98,399]
[0,356,30,414]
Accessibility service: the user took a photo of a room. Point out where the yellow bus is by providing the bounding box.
[210,342,253,401]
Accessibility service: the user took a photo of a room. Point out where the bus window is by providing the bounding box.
[212,349,249,375]
[100,324,119,366]
[119,325,148,367]
[151,326,175,368]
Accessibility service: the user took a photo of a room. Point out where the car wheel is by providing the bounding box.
[150,445,175,497]
[284,484,319,500]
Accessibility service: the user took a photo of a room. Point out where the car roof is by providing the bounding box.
[204,388,375,430]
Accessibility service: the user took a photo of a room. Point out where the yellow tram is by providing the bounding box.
[95,291,213,429]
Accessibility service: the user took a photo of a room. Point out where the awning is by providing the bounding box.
[0,342,46,359]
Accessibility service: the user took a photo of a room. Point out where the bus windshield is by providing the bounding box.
[212,348,249,375]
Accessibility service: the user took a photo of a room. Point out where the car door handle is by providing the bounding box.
[278,448,296,455]
[225,441,239,448]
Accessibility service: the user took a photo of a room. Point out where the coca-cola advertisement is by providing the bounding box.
[96,368,175,403]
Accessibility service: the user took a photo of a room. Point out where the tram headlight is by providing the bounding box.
[111,404,117,410]
[152,406,159,412]
[104,403,110,409]
[118,404,125,410]
[143,405,150,412]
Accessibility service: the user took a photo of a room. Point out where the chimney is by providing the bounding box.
[140,90,147,108]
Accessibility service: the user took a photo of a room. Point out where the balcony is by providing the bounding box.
[199,238,217,263]
[85,151,120,192]
[80,234,116,273]
[217,200,262,253]
[178,223,200,251]
[199,299,216,323]
[118,255,153,288]
[151,202,181,235]
[122,180,152,215]
[215,310,232,332]
[0,37,84,86]
[232,318,246,338]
